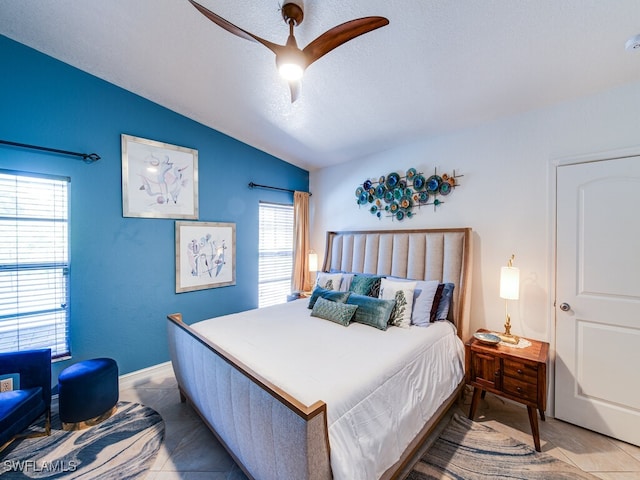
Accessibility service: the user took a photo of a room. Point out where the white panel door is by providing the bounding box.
[555,155,640,446]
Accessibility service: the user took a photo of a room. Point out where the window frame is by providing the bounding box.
[258,201,294,308]
[0,168,71,359]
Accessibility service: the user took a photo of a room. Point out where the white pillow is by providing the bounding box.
[315,273,343,291]
[379,278,416,328]
[387,277,440,326]
[337,273,355,292]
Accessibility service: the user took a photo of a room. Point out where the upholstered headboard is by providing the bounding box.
[322,228,472,339]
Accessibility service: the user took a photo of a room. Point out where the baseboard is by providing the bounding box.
[118,361,173,390]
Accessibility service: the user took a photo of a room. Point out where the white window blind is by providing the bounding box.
[258,202,293,307]
[0,170,70,358]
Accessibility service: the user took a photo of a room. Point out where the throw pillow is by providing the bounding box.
[307,286,350,309]
[429,283,445,322]
[346,293,396,330]
[434,282,455,321]
[327,270,356,292]
[349,274,384,297]
[379,278,416,328]
[311,297,358,326]
[315,273,343,291]
[337,273,355,292]
[386,277,440,326]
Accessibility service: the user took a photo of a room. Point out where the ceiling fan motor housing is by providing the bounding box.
[282,2,304,26]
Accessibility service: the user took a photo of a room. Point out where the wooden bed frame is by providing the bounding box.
[167,227,472,480]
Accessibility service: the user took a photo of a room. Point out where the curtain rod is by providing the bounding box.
[248,182,311,196]
[0,139,101,163]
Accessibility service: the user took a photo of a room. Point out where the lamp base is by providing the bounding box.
[496,332,519,344]
[499,312,519,344]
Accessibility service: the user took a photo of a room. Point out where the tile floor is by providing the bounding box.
[122,370,640,479]
[459,393,640,480]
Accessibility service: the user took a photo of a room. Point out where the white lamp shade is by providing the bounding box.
[500,266,520,300]
[308,251,318,273]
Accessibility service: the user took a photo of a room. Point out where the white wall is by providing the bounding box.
[310,80,640,342]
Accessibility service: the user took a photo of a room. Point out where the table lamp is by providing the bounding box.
[308,250,318,290]
[498,254,520,344]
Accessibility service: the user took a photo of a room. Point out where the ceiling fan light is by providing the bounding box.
[278,62,304,81]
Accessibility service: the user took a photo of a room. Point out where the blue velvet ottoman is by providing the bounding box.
[58,358,118,431]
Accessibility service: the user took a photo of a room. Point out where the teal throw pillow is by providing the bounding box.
[307,286,350,309]
[348,275,384,297]
[346,293,396,331]
[311,297,358,326]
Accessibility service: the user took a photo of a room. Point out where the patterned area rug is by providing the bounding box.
[407,413,598,480]
[1,401,164,479]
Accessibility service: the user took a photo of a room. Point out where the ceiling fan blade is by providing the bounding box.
[188,0,284,55]
[302,16,389,67]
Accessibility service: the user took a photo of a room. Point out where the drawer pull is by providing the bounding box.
[517,369,524,374]
[494,370,500,377]
[517,387,522,392]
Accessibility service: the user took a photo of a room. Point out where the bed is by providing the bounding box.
[167,227,472,480]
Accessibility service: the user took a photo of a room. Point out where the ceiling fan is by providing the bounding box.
[188,0,389,102]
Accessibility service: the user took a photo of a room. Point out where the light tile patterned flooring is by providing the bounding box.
[123,370,640,479]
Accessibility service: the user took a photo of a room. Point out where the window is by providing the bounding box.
[258,202,293,307]
[0,170,70,358]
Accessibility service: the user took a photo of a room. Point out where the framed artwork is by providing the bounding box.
[121,134,198,219]
[175,221,236,293]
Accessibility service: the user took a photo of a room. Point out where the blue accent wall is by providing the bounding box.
[0,35,309,378]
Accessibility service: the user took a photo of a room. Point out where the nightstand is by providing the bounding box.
[286,291,310,302]
[465,330,549,451]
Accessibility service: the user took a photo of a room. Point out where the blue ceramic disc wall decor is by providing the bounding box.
[355,168,462,220]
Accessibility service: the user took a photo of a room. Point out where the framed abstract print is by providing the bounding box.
[175,221,236,293]
[121,134,198,219]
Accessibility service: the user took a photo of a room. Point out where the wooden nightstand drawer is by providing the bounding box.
[503,358,538,384]
[503,376,537,402]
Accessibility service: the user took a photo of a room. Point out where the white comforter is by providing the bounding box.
[191,299,465,480]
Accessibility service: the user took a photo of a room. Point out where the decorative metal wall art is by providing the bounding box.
[355,168,462,220]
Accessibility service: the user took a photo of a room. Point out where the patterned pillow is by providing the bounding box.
[387,277,440,326]
[349,275,384,297]
[337,273,355,292]
[307,286,350,309]
[311,297,358,326]
[346,293,396,330]
[379,278,416,328]
[315,273,343,291]
[327,270,356,292]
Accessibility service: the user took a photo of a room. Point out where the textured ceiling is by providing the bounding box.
[1,0,639,171]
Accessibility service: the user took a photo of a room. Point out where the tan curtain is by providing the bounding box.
[292,191,311,292]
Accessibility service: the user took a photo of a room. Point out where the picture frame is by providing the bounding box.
[175,221,236,293]
[121,134,198,219]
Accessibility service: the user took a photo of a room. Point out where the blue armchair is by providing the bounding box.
[0,349,51,452]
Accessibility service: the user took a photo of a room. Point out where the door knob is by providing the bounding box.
[559,302,571,312]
